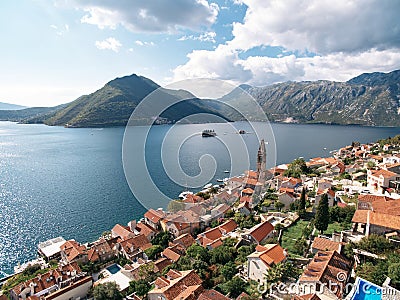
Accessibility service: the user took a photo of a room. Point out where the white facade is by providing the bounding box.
[49,277,92,300]
[247,257,268,283]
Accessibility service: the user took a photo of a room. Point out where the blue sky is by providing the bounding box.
[1,0,400,107]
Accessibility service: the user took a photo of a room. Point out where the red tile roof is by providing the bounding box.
[144,209,164,223]
[162,247,181,262]
[370,169,397,179]
[249,221,274,243]
[153,257,173,273]
[119,234,152,252]
[135,222,157,240]
[199,289,230,300]
[352,210,400,230]
[312,237,342,252]
[12,263,84,299]
[197,220,237,248]
[219,219,237,233]
[173,233,195,249]
[358,195,400,216]
[60,240,87,262]
[112,224,134,239]
[257,244,286,267]
[299,251,352,298]
[150,270,203,300]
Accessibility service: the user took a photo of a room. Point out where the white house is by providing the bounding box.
[367,169,399,193]
[247,244,286,282]
[278,191,296,209]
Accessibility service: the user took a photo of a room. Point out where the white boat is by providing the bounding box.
[224,170,230,173]
[203,183,212,189]
[179,191,193,199]
[216,179,224,182]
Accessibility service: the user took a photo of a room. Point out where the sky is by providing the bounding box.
[1,0,400,107]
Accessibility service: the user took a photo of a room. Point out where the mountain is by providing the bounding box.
[241,69,400,126]
[39,74,227,127]
[1,70,399,127]
[0,102,27,110]
[0,106,65,123]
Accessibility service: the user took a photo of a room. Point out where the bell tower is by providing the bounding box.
[256,139,266,181]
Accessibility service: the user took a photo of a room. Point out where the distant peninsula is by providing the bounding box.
[0,69,399,127]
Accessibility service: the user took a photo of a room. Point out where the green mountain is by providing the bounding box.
[242,69,400,126]
[0,102,27,110]
[1,70,399,127]
[38,74,227,127]
[0,106,64,123]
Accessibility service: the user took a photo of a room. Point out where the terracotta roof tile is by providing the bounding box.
[299,251,352,298]
[60,240,87,262]
[199,289,230,300]
[352,210,400,230]
[162,247,181,262]
[249,221,274,243]
[370,169,398,178]
[254,244,286,267]
[135,222,157,240]
[173,233,195,249]
[144,209,164,223]
[112,224,134,239]
[312,237,342,252]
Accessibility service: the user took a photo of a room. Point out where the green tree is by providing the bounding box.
[93,282,123,300]
[128,279,151,297]
[315,194,329,234]
[221,261,237,280]
[275,201,285,211]
[284,158,309,178]
[366,161,376,169]
[293,237,308,255]
[357,234,394,254]
[219,276,246,298]
[298,188,307,217]
[236,245,256,263]
[388,263,400,287]
[152,231,173,248]
[265,262,300,283]
[210,246,237,265]
[186,244,210,262]
[144,245,163,260]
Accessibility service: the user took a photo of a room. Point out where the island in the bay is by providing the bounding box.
[1,135,400,300]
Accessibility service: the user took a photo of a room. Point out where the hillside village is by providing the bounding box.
[2,135,400,300]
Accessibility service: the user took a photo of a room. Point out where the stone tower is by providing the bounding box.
[256,139,267,181]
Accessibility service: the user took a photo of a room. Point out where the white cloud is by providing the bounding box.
[95,37,122,52]
[172,0,400,86]
[70,0,219,33]
[229,0,400,54]
[135,40,155,46]
[173,46,400,86]
[178,31,216,43]
[50,23,70,36]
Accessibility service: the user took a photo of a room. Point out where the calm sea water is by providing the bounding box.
[0,121,399,276]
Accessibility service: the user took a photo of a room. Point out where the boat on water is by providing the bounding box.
[224,170,230,173]
[202,129,216,137]
[238,130,246,134]
[179,190,193,199]
[216,179,224,182]
[203,183,212,189]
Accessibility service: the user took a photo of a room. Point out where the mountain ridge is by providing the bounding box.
[1,70,399,127]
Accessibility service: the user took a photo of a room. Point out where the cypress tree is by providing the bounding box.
[298,188,306,217]
[315,193,329,234]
